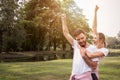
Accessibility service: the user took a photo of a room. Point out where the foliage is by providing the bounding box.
[0,0,26,52]
[117,30,120,42]
[20,0,91,51]
[106,36,120,49]
[0,0,91,52]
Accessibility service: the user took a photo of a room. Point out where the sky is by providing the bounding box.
[74,0,120,37]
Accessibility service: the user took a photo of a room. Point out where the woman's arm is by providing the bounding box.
[92,5,99,35]
[86,50,105,59]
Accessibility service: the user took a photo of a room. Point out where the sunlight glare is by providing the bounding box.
[74,0,120,37]
[59,0,63,2]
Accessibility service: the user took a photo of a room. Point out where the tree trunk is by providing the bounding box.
[53,36,56,51]
[0,31,3,62]
[62,42,66,51]
[48,32,51,51]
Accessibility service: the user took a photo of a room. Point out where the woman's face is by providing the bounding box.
[95,33,106,47]
[96,34,100,43]
[92,35,97,45]
[92,34,100,45]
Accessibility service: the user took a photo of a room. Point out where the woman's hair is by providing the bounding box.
[97,32,106,47]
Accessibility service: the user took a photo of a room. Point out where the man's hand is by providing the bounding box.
[81,48,86,58]
[61,14,66,22]
[78,45,86,58]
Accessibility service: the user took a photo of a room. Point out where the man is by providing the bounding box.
[61,14,99,80]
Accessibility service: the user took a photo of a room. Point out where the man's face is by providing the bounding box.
[75,33,86,47]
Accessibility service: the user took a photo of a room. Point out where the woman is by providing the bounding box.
[79,5,109,79]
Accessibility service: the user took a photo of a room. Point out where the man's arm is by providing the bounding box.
[79,47,97,69]
[83,55,98,69]
[92,5,99,35]
[61,14,74,45]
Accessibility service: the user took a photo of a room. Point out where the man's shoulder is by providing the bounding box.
[72,40,78,48]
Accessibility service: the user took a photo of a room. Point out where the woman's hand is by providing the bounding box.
[95,5,99,12]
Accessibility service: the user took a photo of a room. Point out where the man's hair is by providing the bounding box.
[74,28,85,37]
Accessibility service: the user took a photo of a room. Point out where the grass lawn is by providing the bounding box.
[109,49,120,53]
[0,57,120,80]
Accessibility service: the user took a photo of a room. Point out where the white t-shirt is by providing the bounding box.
[96,47,109,62]
[71,40,99,75]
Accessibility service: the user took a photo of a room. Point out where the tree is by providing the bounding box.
[21,0,61,51]
[20,0,91,51]
[106,36,118,48]
[0,0,26,52]
[59,0,91,50]
[117,30,120,41]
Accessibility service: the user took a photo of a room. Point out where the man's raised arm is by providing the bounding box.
[61,14,74,45]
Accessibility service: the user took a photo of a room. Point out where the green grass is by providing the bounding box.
[99,57,120,80]
[0,57,120,80]
[109,49,120,53]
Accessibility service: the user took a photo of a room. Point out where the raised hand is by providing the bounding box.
[61,13,66,22]
[92,5,99,37]
[95,5,99,12]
